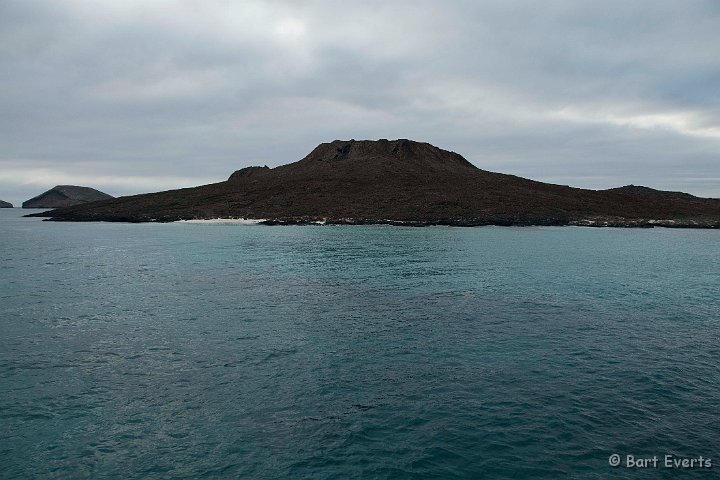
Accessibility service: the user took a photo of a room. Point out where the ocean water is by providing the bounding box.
[1,208,718,479]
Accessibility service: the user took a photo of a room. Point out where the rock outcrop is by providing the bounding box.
[0,199,13,208]
[22,185,113,209]
[26,140,720,227]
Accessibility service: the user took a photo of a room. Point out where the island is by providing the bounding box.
[22,185,114,209]
[0,199,13,208]
[26,139,720,227]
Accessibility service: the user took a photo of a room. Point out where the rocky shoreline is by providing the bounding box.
[31,213,719,228]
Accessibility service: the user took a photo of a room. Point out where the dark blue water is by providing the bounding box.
[1,209,718,479]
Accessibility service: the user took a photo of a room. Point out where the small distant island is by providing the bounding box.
[22,185,113,209]
[27,140,720,228]
[0,199,13,208]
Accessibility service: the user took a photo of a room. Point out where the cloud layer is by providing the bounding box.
[2,0,719,205]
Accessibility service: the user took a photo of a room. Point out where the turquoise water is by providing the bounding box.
[1,208,718,479]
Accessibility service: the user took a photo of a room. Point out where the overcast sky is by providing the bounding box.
[1,0,719,205]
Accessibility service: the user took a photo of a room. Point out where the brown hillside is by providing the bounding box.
[28,139,720,227]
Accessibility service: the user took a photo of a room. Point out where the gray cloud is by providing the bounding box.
[1,0,719,206]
